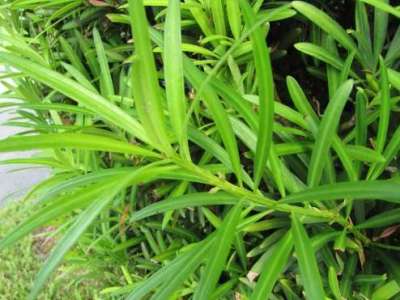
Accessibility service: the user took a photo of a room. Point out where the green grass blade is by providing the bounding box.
[250,231,293,300]
[193,203,242,300]
[240,0,275,189]
[308,80,353,187]
[164,0,189,159]
[291,214,326,299]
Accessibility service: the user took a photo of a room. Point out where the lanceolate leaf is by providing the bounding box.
[375,57,391,153]
[164,0,189,159]
[291,214,326,299]
[360,0,400,18]
[0,133,160,158]
[93,27,115,97]
[128,0,172,154]
[250,231,293,300]
[240,0,275,189]
[193,203,242,300]
[356,208,400,229]
[282,179,400,204]
[130,192,238,222]
[226,0,241,39]
[151,238,213,300]
[126,237,215,300]
[182,57,243,184]
[368,125,400,180]
[292,1,357,53]
[0,52,148,142]
[308,80,353,187]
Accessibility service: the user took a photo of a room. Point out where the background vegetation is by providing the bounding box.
[0,0,400,299]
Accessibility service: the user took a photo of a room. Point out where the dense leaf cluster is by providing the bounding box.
[0,0,400,299]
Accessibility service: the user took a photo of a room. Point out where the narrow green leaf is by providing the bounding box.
[164,0,189,159]
[182,57,243,184]
[128,0,172,153]
[126,238,213,300]
[0,133,159,158]
[355,89,368,147]
[295,42,344,70]
[282,179,400,204]
[59,36,89,79]
[226,0,241,39]
[93,27,115,97]
[240,0,275,189]
[373,1,389,67]
[388,68,400,91]
[355,1,373,70]
[286,75,318,121]
[0,52,147,142]
[371,280,400,300]
[210,0,226,36]
[151,239,213,300]
[193,203,242,300]
[368,125,400,180]
[340,253,357,298]
[291,214,325,299]
[375,57,391,153]
[346,145,386,163]
[308,80,354,186]
[250,231,293,300]
[130,192,238,222]
[356,208,400,229]
[360,0,400,18]
[328,266,342,300]
[292,1,357,53]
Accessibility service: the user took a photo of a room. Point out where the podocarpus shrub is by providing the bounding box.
[0,0,400,299]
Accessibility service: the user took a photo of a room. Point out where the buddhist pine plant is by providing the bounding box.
[0,0,399,299]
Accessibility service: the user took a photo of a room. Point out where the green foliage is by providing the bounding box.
[0,0,399,299]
